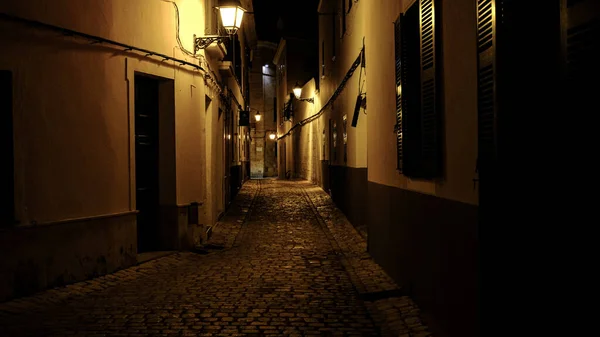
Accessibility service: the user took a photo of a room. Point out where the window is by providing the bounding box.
[395,0,443,179]
[1,71,14,225]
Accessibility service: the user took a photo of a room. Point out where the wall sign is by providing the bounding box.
[239,110,250,126]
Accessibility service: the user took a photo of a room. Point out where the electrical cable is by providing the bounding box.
[160,0,197,58]
[277,47,364,140]
[0,12,205,73]
[160,0,224,93]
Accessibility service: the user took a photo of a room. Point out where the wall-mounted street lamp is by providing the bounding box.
[269,133,276,140]
[193,0,246,53]
[243,107,261,122]
[292,82,314,103]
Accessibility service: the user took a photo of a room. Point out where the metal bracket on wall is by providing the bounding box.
[193,34,227,54]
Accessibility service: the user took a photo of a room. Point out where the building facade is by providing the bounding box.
[248,41,277,178]
[273,36,319,180]
[275,0,599,336]
[0,0,255,302]
[279,0,478,335]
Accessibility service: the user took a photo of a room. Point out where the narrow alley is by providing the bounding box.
[0,180,429,337]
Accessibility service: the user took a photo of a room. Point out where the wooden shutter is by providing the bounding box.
[419,0,442,178]
[477,0,496,173]
[401,0,421,177]
[394,16,403,171]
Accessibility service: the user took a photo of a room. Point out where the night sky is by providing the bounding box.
[252,0,320,43]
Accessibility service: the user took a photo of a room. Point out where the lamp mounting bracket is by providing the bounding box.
[194,34,229,54]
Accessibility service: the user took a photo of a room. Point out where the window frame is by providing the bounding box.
[395,0,443,179]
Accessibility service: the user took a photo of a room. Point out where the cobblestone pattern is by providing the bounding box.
[0,179,383,336]
[0,181,261,320]
[0,253,190,318]
[300,182,431,337]
[205,180,260,249]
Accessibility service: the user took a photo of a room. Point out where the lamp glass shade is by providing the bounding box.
[293,87,302,99]
[218,5,245,35]
[269,133,276,140]
[254,112,261,121]
[235,9,244,27]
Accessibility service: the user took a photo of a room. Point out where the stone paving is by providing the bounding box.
[0,179,430,337]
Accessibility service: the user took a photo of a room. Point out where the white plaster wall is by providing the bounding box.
[364,0,405,188]
[0,0,222,224]
[315,0,368,170]
[363,0,478,205]
[293,79,320,182]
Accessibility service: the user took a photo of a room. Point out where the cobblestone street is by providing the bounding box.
[0,180,430,337]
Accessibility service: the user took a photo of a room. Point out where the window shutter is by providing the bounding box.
[401,1,421,177]
[394,16,403,171]
[477,0,497,173]
[419,0,442,178]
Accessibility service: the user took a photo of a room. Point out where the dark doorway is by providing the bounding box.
[135,75,160,253]
[1,71,14,226]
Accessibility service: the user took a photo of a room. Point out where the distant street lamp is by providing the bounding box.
[254,111,261,122]
[292,82,314,103]
[293,82,303,99]
[269,133,276,140]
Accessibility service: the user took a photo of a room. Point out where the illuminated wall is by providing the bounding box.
[312,1,479,336]
[291,79,321,183]
[0,0,252,301]
[0,0,211,227]
[248,42,277,178]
